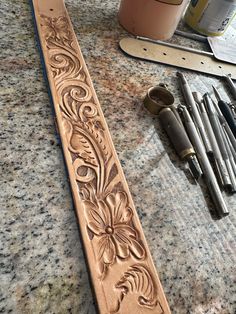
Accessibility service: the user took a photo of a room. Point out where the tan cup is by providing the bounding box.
[118,0,189,40]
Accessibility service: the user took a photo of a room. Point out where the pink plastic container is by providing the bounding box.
[118,0,189,40]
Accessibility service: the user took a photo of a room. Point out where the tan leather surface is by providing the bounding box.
[32,0,171,313]
[119,37,236,79]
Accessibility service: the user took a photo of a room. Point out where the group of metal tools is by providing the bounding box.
[144,73,236,219]
[120,23,236,219]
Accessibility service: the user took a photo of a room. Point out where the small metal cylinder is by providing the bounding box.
[143,85,175,115]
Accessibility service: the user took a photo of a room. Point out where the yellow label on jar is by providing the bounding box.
[185,0,236,36]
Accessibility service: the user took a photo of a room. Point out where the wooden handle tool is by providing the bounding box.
[159,108,202,180]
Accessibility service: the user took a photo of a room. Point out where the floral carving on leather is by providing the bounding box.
[40,14,146,279]
[112,265,164,314]
[41,15,73,47]
[83,191,145,277]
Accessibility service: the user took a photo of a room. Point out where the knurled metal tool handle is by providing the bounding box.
[159,108,194,160]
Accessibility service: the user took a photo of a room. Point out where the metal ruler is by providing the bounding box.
[119,37,236,79]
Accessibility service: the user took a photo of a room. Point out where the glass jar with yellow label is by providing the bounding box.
[184,0,236,36]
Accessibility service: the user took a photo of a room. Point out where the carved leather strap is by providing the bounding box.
[32,1,171,313]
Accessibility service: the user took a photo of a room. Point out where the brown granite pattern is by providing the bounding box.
[0,0,236,313]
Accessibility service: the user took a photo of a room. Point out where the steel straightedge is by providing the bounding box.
[31,1,171,313]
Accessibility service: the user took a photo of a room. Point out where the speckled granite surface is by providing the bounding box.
[0,1,235,313]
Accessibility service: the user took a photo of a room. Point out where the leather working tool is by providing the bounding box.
[31,1,171,313]
[211,97,236,153]
[210,95,236,188]
[193,92,231,189]
[144,85,202,180]
[177,72,229,218]
[224,74,236,100]
[220,126,236,192]
[177,73,213,157]
[212,86,236,138]
[179,104,229,218]
[204,93,235,193]
[137,35,213,57]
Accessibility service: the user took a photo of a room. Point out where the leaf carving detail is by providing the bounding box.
[112,265,164,314]
[70,128,98,166]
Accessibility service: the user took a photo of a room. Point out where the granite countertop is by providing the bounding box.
[0,1,236,313]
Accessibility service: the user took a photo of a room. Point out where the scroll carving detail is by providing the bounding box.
[41,15,146,278]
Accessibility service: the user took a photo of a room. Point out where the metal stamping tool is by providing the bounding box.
[204,94,233,192]
[193,92,231,189]
[210,96,236,152]
[144,85,202,180]
[224,129,236,176]
[224,74,236,100]
[221,127,236,192]
[177,72,213,157]
[212,85,236,138]
[179,105,229,218]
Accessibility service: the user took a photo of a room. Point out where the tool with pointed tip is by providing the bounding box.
[224,129,236,176]
[193,92,231,189]
[177,72,213,157]
[220,126,236,193]
[204,93,234,193]
[210,96,236,152]
[224,75,236,100]
[212,85,236,138]
[179,105,229,218]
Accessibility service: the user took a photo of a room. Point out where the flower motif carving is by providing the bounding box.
[41,15,73,47]
[84,191,145,275]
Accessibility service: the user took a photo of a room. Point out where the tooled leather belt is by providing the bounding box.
[31,1,171,313]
